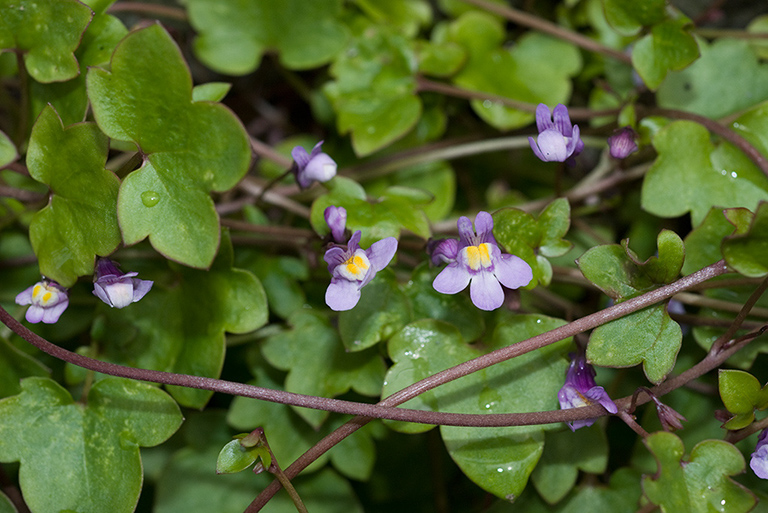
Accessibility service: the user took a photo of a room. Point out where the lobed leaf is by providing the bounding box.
[631,16,699,91]
[26,105,121,286]
[722,201,768,277]
[601,0,666,36]
[87,24,251,268]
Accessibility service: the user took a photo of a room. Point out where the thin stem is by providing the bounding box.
[458,0,633,65]
[250,137,293,169]
[0,186,46,203]
[712,275,768,352]
[238,177,310,218]
[259,432,308,513]
[673,291,768,319]
[618,411,650,438]
[107,2,188,21]
[694,28,768,39]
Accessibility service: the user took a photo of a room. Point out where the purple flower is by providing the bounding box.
[93,258,153,309]
[607,127,638,159]
[427,238,458,266]
[432,212,532,311]
[324,231,397,311]
[528,103,584,163]
[291,141,337,189]
[751,429,768,479]
[324,206,347,243]
[558,352,618,431]
[15,280,69,324]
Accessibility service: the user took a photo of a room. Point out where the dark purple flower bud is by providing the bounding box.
[324,205,347,243]
[15,279,69,324]
[528,104,584,163]
[751,429,768,479]
[324,231,398,311]
[291,141,337,189]
[427,238,459,266]
[432,212,532,311]
[93,258,153,309]
[558,351,617,431]
[654,401,686,431]
[607,127,638,159]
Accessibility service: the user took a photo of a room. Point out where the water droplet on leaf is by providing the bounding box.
[141,191,160,207]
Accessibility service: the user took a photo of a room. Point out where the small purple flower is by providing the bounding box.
[558,352,618,431]
[324,206,347,243]
[528,103,584,163]
[751,429,768,479]
[93,258,153,309]
[291,141,337,189]
[432,212,532,311]
[15,279,69,324]
[607,127,638,159]
[324,231,397,311]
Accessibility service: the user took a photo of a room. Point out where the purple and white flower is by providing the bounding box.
[751,429,768,479]
[432,212,532,311]
[607,126,638,159]
[93,258,153,309]
[324,205,348,244]
[15,279,69,324]
[291,141,337,189]
[558,351,618,431]
[427,238,459,266]
[324,231,397,311]
[528,103,584,163]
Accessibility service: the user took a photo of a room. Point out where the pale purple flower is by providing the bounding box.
[432,212,532,311]
[324,231,397,311]
[324,205,347,243]
[15,279,69,324]
[291,141,337,189]
[558,352,618,431]
[93,258,153,309]
[607,127,638,159]
[427,238,458,266]
[528,103,584,163]
[751,429,768,479]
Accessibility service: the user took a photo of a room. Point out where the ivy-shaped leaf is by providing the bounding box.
[261,310,386,428]
[718,369,768,430]
[641,121,768,226]
[26,105,121,286]
[186,0,348,75]
[324,22,421,156]
[87,24,251,268]
[414,39,467,78]
[0,337,48,399]
[632,16,700,91]
[722,201,768,278]
[642,432,756,513]
[0,0,92,82]
[443,12,582,130]
[310,176,430,247]
[493,198,573,287]
[383,315,570,500]
[30,10,128,125]
[0,377,182,513]
[354,0,432,37]
[587,303,682,384]
[601,0,666,36]
[658,39,768,119]
[0,130,16,167]
[682,207,737,276]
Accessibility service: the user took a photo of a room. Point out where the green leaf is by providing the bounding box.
[187,0,348,75]
[0,377,182,513]
[216,438,260,474]
[240,253,308,319]
[722,201,768,277]
[324,23,421,156]
[632,229,685,284]
[718,369,768,429]
[261,310,386,428]
[0,337,48,399]
[0,0,92,82]
[26,105,121,286]
[338,271,411,352]
[192,82,232,102]
[384,315,570,500]
[414,39,467,78]
[658,39,768,119]
[641,121,768,225]
[576,244,654,300]
[601,0,666,36]
[587,303,682,384]
[632,16,700,91]
[682,207,736,275]
[354,0,432,37]
[0,130,17,167]
[493,199,572,287]
[0,491,16,513]
[444,12,582,130]
[642,432,756,513]
[87,24,251,268]
[310,176,430,247]
[531,427,609,505]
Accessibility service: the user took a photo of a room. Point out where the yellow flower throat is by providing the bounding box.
[338,250,371,281]
[463,243,493,271]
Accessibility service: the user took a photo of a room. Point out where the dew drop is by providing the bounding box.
[141,191,160,207]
